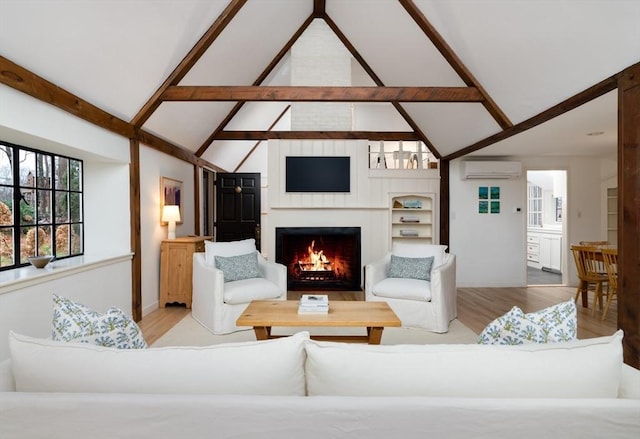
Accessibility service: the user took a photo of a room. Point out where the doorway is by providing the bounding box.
[215,172,262,250]
[526,170,567,286]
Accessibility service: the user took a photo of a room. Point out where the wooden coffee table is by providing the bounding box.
[236,300,401,345]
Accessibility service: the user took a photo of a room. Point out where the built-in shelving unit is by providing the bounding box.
[390,194,435,246]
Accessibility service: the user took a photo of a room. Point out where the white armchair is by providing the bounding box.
[365,243,457,333]
[192,239,287,334]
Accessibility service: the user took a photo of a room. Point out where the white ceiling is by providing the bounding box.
[1,0,638,169]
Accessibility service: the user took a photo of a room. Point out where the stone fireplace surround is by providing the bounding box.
[275,227,361,291]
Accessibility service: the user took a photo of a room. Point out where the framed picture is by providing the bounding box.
[160,177,183,224]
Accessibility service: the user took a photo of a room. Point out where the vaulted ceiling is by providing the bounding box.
[1,0,639,172]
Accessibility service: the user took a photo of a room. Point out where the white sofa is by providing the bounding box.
[1,330,639,438]
[365,243,457,332]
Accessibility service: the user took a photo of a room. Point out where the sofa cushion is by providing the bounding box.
[388,255,434,281]
[215,252,261,282]
[371,277,432,302]
[476,300,577,345]
[52,294,147,349]
[304,331,623,398]
[9,331,308,395]
[392,242,447,268]
[204,238,256,265]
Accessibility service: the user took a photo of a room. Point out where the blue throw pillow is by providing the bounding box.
[214,252,261,282]
[387,255,434,281]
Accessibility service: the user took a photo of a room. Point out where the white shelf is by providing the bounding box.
[390,194,435,247]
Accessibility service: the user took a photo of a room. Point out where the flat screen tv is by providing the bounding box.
[285,156,350,192]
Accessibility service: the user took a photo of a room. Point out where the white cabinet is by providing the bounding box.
[539,234,562,272]
[390,194,435,246]
[526,235,540,264]
[527,230,561,272]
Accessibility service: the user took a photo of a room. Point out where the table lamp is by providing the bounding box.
[162,205,181,239]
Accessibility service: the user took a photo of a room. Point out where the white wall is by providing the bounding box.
[450,160,526,287]
[266,140,441,277]
[0,85,133,361]
[451,155,613,288]
[139,146,196,316]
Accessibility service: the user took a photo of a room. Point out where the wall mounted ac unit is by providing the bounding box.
[462,161,522,179]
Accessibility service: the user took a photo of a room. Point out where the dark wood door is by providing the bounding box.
[215,173,261,250]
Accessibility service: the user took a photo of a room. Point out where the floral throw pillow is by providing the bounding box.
[52,294,147,349]
[477,300,577,345]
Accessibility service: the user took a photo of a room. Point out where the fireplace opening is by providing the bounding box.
[275,227,361,291]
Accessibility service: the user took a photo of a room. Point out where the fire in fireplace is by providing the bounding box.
[275,227,361,291]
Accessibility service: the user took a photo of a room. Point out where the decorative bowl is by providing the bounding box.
[28,255,54,269]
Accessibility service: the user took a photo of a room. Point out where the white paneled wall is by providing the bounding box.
[266,139,440,279]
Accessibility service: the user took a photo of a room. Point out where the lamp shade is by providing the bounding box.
[162,205,181,223]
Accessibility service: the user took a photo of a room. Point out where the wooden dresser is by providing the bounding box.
[159,236,211,308]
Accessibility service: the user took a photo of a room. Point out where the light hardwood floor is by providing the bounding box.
[138,286,616,345]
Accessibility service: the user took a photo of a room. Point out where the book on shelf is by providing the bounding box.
[400,216,420,223]
[399,229,419,237]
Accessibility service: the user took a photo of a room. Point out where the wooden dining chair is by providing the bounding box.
[600,247,618,320]
[579,240,610,246]
[570,244,609,315]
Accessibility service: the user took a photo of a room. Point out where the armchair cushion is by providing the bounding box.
[224,277,284,305]
[371,277,432,302]
[392,243,447,268]
[388,255,434,281]
[205,238,256,265]
[214,252,261,282]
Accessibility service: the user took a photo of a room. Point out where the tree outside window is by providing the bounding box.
[0,141,83,269]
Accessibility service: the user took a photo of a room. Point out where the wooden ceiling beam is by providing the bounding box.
[313,0,326,17]
[0,55,221,171]
[196,15,316,157]
[161,85,483,102]
[1,55,135,138]
[324,14,442,158]
[399,0,512,130]
[233,106,291,172]
[214,131,420,141]
[131,0,247,127]
[444,71,622,160]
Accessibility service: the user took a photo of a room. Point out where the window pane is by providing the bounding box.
[21,226,52,258]
[55,224,69,256]
[70,223,82,254]
[55,191,69,222]
[55,156,69,190]
[69,192,82,222]
[70,160,82,191]
[0,145,13,185]
[0,188,13,226]
[19,197,34,225]
[19,150,35,187]
[37,189,52,224]
[0,228,14,267]
[36,154,52,189]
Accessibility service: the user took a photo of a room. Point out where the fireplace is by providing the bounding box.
[275,227,361,291]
